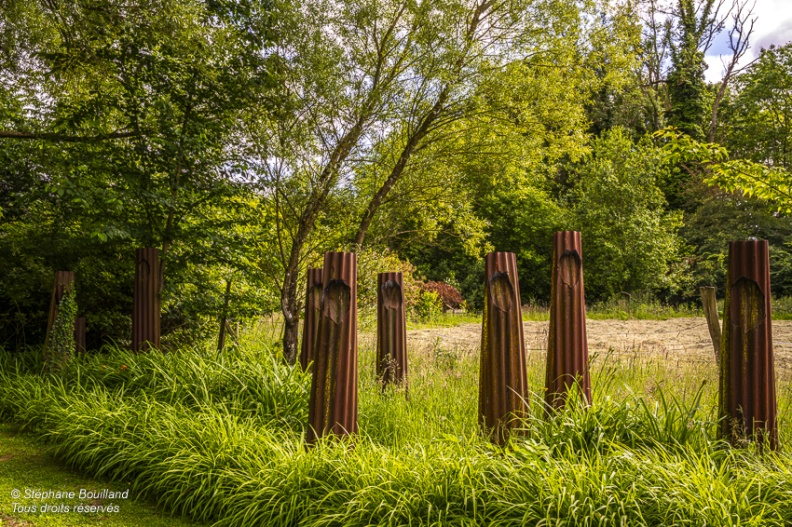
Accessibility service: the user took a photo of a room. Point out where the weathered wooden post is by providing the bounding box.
[376,272,407,388]
[299,268,323,371]
[700,286,721,363]
[44,271,76,359]
[545,231,591,408]
[479,252,529,444]
[306,253,357,444]
[133,248,161,352]
[719,239,778,450]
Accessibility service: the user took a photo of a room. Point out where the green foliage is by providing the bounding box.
[411,290,444,324]
[4,0,792,351]
[665,0,719,141]
[569,128,682,301]
[652,126,792,300]
[725,43,792,171]
[667,45,708,140]
[655,126,792,213]
[0,0,284,349]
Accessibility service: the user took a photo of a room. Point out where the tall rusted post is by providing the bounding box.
[44,271,75,351]
[376,272,407,387]
[545,231,591,408]
[700,286,721,363]
[479,252,529,445]
[299,268,323,371]
[306,253,357,444]
[74,316,86,355]
[133,248,161,352]
[719,240,777,450]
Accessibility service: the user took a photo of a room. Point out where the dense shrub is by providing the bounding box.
[422,281,465,311]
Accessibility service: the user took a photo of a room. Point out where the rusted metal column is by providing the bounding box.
[306,253,357,444]
[376,272,407,387]
[479,252,529,445]
[44,271,75,349]
[74,316,86,355]
[545,231,591,408]
[299,268,324,371]
[719,240,777,450]
[133,248,161,352]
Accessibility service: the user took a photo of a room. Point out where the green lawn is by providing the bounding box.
[0,424,203,527]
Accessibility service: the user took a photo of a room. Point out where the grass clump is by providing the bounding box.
[0,338,791,526]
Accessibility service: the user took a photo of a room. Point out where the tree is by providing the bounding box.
[708,0,755,141]
[723,43,792,171]
[257,0,597,363]
[570,128,681,301]
[0,0,282,347]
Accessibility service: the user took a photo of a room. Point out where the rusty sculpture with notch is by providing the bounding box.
[479,252,529,445]
[376,272,407,388]
[299,268,324,371]
[44,271,75,353]
[545,231,591,409]
[133,248,161,352]
[306,253,358,444]
[719,239,778,450]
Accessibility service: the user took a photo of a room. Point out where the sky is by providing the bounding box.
[704,0,792,82]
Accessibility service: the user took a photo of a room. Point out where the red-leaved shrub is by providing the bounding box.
[421,281,465,311]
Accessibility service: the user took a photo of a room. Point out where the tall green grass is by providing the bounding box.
[0,338,790,526]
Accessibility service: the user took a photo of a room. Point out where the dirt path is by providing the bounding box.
[403,318,792,376]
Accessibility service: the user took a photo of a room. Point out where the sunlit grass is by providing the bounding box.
[1,333,791,526]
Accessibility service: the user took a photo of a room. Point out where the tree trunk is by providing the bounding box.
[280,121,368,363]
[352,89,448,246]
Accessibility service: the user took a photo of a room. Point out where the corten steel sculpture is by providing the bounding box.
[299,268,324,371]
[719,240,778,450]
[133,248,161,352]
[74,316,86,355]
[376,272,407,388]
[306,252,358,444]
[545,231,591,408]
[44,271,75,349]
[479,252,529,444]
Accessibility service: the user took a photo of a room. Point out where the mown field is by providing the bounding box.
[1,318,792,526]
